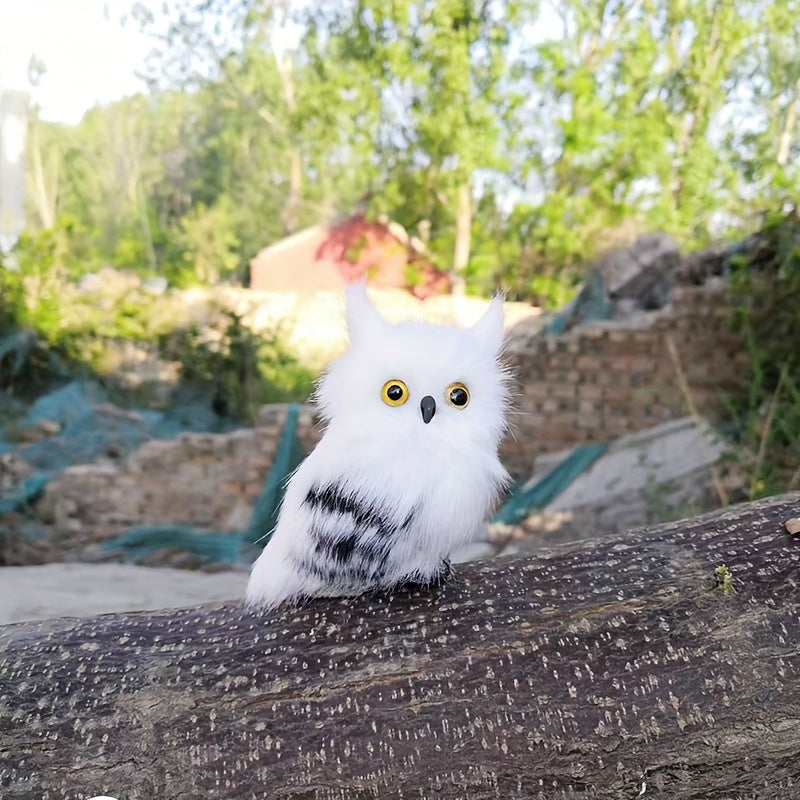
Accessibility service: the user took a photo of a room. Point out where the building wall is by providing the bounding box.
[249,218,412,293]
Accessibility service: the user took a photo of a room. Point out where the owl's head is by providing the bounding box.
[316,284,508,449]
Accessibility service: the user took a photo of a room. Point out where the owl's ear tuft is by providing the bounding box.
[469,295,505,357]
[345,281,387,344]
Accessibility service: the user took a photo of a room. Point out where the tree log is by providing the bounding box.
[2,493,800,800]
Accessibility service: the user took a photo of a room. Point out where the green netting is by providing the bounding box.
[0,473,50,515]
[492,443,608,526]
[545,270,612,335]
[100,525,243,562]
[244,403,306,546]
[1,380,238,473]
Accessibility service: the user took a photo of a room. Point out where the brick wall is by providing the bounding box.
[27,405,320,565]
[500,284,748,478]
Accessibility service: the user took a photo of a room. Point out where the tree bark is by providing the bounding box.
[2,493,800,800]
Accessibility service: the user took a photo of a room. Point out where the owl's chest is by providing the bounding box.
[304,428,492,520]
[332,428,486,479]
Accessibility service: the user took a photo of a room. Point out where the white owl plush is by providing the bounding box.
[245,284,509,609]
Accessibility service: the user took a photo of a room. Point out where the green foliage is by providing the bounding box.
[0,242,79,394]
[4,228,70,343]
[0,256,23,334]
[309,0,521,281]
[2,228,313,418]
[163,311,315,420]
[1,271,314,423]
[727,209,800,498]
[177,198,242,284]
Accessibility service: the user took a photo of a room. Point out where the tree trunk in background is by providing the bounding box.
[282,146,303,234]
[2,493,800,800]
[777,75,800,167]
[274,45,302,235]
[451,180,472,296]
[27,122,57,230]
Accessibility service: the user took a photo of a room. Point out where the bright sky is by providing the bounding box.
[0,0,154,123]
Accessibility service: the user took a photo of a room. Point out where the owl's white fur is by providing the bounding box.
[245,284,509,609]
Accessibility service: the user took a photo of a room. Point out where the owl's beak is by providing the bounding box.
[420,395,436,424]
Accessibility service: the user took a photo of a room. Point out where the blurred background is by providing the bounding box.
[1,0,798,622]
[4,0,800,298]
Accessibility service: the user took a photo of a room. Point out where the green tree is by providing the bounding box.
[137,0,371,246]
[516,0,754,265]
[308,0,527,292]
[729,0,800,207]
[25,92,202,279]
[22,0,800,302]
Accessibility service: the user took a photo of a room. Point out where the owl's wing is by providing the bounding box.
[245,478,418,608]
[291,480,417,586]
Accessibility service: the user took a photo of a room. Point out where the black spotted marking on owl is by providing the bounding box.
[304,482,414,540]
[304,483,395,535]
[298,481,417,584]
[330,533,358,564]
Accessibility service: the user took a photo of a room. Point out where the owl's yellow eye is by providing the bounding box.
[445,382,470,409]
[381,379,409,406]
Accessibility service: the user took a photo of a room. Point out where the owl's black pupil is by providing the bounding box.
[450,387,468,406]
[387,384,404,401]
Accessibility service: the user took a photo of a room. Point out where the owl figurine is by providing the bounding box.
[245,283,509,609]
